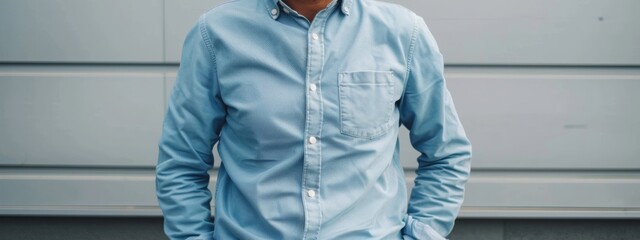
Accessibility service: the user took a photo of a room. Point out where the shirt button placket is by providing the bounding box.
[302,8,327,240]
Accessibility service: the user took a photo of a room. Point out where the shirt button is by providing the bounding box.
[283,8,289,14]
[342,6,349,13]
[309,84,317,92]
[307,190,316,198]
[308,136,317,144]
[271,8,278,15]
[311,33,319,40]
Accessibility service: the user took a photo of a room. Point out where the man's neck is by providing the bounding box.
[283,0,334,22]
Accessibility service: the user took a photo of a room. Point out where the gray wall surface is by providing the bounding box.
[0,0,164,63]
[1,0,639,230]
[2,217,640,240]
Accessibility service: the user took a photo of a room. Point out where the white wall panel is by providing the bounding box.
[401,67,640,170]
[405,170,640,218]
[386,0,640,65]
[1,0,637,65]
[0,0,164,63]
[0,69,165,167]
[463,171,640,209]
[0,168,165,216]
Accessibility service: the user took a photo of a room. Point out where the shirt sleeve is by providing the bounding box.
[399,15,472,240]
[156,15,226,240]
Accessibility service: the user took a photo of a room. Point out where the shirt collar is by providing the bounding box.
[267,0,353,20]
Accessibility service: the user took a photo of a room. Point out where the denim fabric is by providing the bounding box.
[156,0,471,239]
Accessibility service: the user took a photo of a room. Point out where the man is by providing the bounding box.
[156,0,471,239]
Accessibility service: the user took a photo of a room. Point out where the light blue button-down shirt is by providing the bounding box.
[156,0,471,239]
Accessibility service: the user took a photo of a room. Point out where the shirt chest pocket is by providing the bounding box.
[338,71,396,139]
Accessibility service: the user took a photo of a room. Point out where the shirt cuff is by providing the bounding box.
[402,215,447,240]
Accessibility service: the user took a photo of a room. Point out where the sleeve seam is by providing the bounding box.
[405,14,420,84]
[399,13,420,105]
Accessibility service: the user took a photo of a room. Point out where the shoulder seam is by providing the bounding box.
[198,15,217,67]
[198,15,222,99]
